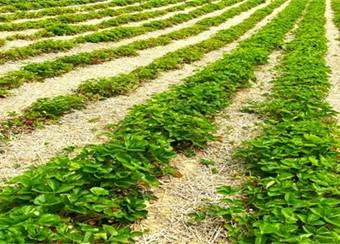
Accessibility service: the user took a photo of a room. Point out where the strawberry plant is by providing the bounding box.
[196,0,340,242]
[0,0,285,136]
[0,0,259,93]
[0,0,306,241]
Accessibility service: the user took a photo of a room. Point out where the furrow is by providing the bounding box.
[0,0,290,182]
[0,0,266,117]
[325,0,340,122]
[0,28,40,39]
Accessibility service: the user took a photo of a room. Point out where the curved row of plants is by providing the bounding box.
[0,0,259,95]
[0,0,188,32]
[0,0,306,242]
[197,0,340,242]
[0,0,288,139]
[0,0,232,64]
[0,0,113,12]
[4,0,206,42]
[332,0,340,29]
[0,0,145,22]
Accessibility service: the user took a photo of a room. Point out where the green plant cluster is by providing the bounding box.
[4,0,207,43]
[332,0,340,29]
[0,0,188,32]
[0,0,231,63]
[0,0,144,22]
[0,0,224,63]
[0,0,119,12]
[0,0,253,93]
[0,0,204,62]
[0,0,285,136]
[197,0,340,242]
[0,0,305,242]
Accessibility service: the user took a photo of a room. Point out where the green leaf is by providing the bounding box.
[90,187,109,196]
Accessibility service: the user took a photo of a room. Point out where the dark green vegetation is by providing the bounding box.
[332,0,340,29]
[0,0,257,94]
[0,0,199,54]
[0,0,144,21]
[0,0,286,137]
[14,0,196,38]
[0,0,187,32]
[195,0,340,242]
[0,0,234,62]
[0,0,306,242]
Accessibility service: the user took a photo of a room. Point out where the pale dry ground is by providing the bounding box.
[0,0,270,118]
[1,3,200,50]
[9,0,143,24]
[134,50,281,244]
[0,0,290,180]
[0,28,40,39]
[0,0,243,75]
[325,0,340,123]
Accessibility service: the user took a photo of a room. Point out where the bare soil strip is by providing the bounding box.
[0,0,290,182]
[134,49,281,244]
[0,0,272,118]
[0,28,40,39]
[325,0,340,122]
[0,1,243,75]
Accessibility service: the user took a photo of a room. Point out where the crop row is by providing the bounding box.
[0,0,229,64]
[199,0,340,242]
[332,0,340,29]
[6,0,205,41]
[0,0,287,139]
[0,0,113,12]
[0,0,144,22]
[0,0,306,242]
[0,0,253,95]
[0,0,187,32]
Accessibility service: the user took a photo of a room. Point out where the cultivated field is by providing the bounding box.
[0,0,339,242]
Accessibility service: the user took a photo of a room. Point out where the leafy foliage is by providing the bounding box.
[0,0,206,61]
[0,0,301,241]
[332,0,340,30]
[198,0,340,242]
[0,0,255,92]
[0,0,284,136]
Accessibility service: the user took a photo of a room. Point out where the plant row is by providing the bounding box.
[0,0,287,139]
[0,0,253,95]
[0,0,145,22]
[0,0,306,242]
[0,0,187,31]
[0,0,116,12]
[0,0,225,63]
[7,0,206,40]
[197,0,340,242]
[332,0,340,29]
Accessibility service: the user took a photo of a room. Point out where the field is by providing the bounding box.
[0,0,339,242]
